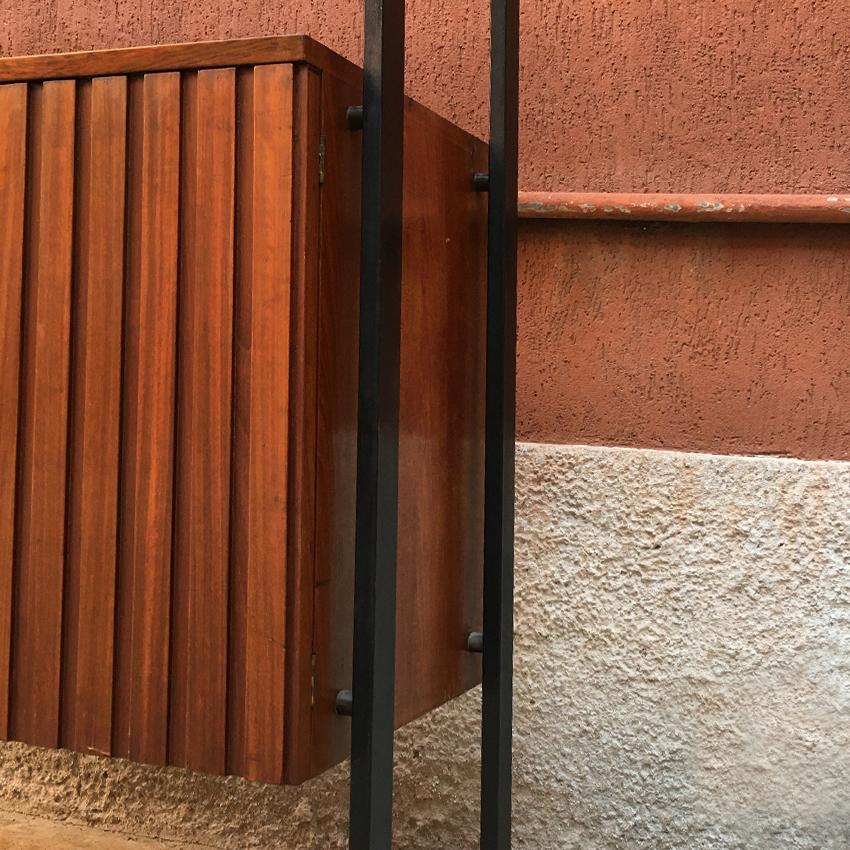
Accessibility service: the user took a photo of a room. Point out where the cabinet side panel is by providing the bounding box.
[395,103,487,726]
[228,62,294,785]
[310,90,487,778]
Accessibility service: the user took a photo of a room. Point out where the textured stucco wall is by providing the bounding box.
[1,442,848,848]
[516,221,850,460]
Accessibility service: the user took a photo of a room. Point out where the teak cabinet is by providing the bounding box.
[0,37,486,785]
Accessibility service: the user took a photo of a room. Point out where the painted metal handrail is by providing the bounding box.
[518,192,850,223]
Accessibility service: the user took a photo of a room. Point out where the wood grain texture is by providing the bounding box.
[308,66,362,779]
[281,64,321,785]
[0,36,359,85]
[228,63,294,784]
[395,101,486,726]
[311,85,488,775]
[10,80,76,749]
[169,68,235,776]
[61,75,127,757]
[0,41,487,785]
[113,72,180,766]
[0,83,28,741]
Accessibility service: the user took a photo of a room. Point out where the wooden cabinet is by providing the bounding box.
[0,37,486,785]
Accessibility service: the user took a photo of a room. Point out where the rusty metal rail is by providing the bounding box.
[518,192,850,224]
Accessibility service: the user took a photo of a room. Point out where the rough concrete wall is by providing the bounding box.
[2,442,848,848]
[510,442,850,848]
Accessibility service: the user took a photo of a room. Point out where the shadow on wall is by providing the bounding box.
[1,443,849,849]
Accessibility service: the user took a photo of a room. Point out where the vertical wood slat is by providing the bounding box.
[61,76,128,757]
[169,68,236,775]
[283,64,322,785]
[228,63,294,783]
[113,72,180,766]
[10,80,76,748]
[0,84,28,740]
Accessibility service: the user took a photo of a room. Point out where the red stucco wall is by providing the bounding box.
[518,221,850,459]
[4,1,850,458]
[4,1,849,193]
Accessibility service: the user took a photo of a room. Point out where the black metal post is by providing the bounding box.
[347,0,406,848]
[345,0,517,845]
[481,0,519,847]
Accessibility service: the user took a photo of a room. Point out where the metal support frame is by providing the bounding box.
[347,0,405,848]
[344,0,518,847]
[480,0,519,845]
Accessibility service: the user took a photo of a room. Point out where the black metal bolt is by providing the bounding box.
[346,105,364,131]
[473,172,490,192]
[467,631,485,653]
[335,689,354,716]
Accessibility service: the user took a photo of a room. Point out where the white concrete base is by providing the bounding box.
[1,442,848,848]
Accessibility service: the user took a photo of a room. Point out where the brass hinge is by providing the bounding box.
[318,134,326,186]
[310,653,317,708]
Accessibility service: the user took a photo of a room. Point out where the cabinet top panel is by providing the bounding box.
[0,35,358,83]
